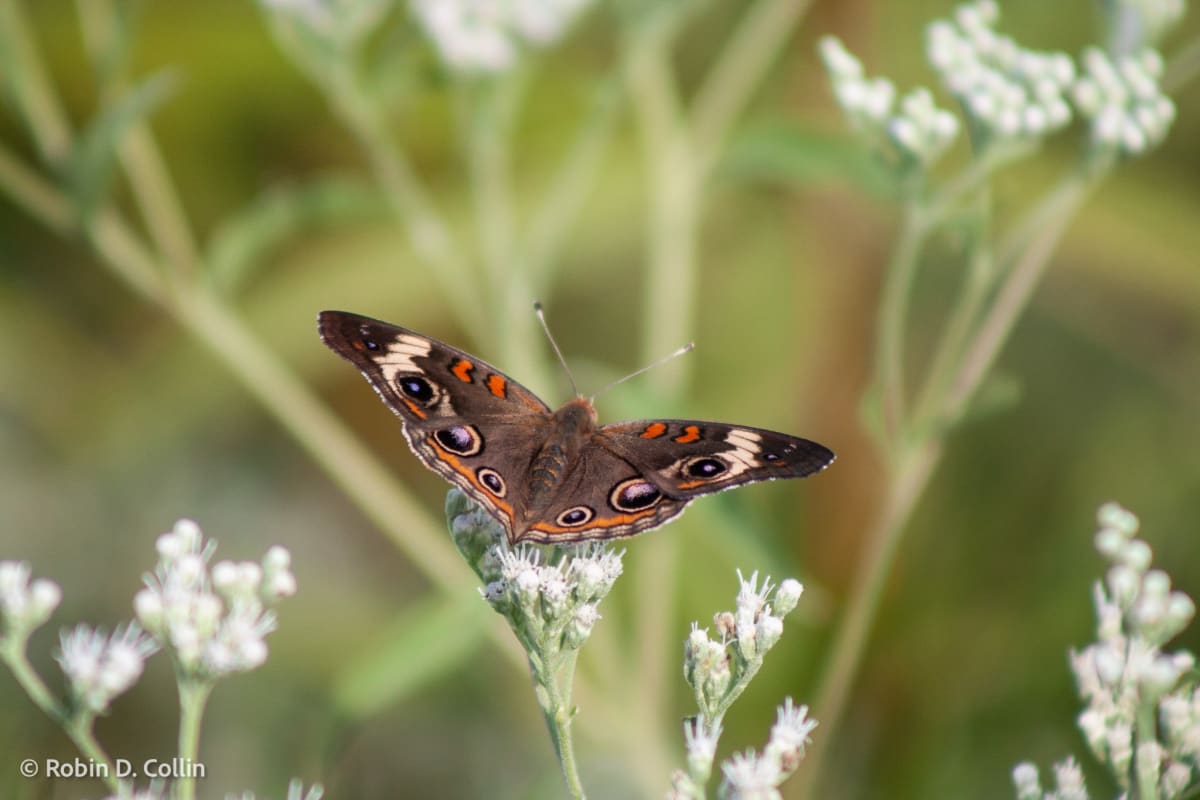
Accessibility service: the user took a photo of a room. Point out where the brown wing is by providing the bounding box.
[597,419,834,498]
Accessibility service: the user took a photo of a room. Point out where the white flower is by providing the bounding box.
[820,35,958,168]
[1051,756,1088,800]
[411,0,594,74]
[719,749,782,800]
[927,1,1074,145]
[683,718,721,781]
[773,579,803,616]
[1011,761,1042,800]
[766,698,816,766]
[1073,48,1174,156]
[137,520,291,678]
[56,623,158,712]
[0,561,61,632]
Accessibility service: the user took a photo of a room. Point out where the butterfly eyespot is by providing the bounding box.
[477,468,506,497]
[556,506,594,527]
[397,374,437,404]
[684,457,728,479]
[610,478,662,512]
[763,453,780,462]
[434,425,482,456]
[362,337,380,351]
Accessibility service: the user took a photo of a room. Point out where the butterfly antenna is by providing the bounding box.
[590,341,695,402]
[535,302,581,397]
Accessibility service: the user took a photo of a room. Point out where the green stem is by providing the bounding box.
[175,678,214,800]
[533,647,586,799]
[65,716,126,794]
[797,439,941,798]
[623,29,694,795]
[77,0,200,278]
[691,0,816,173]
[871,204,930,452]
[324,60,486,342]
[3,638,127,793]
[1134,697,1161,800]
[0,0,74,164]
[525,81,621,297]
[2,637,69,726]
[801,174,1096,799]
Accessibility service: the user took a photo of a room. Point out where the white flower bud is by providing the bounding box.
[774,579,804,616]
[1012,762,1042,800]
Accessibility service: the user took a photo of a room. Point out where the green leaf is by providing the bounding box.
[331,592,491,719]
[205,175,388,293]
[69,69,177,224]
[723,119,896,197]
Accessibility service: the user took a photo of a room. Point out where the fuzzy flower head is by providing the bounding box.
[820,36,959,172]
[764,698,817,775]
[1066,503,1197,792]
[411,0,595,73]
[135,519,295,679]
[1072,47,1175,159]
[719,749,783,800]
[56,623,158,714]
[481,534,623,652]
[927,1,1075,148]
[0,561,61,638]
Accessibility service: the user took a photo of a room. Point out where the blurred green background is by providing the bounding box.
[2,1,1199,798]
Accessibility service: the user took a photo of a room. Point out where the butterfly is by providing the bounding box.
[318,310,835,545]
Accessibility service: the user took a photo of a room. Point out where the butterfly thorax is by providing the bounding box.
[526,398,599,513]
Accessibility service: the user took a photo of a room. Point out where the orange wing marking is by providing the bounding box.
[486,374,508,398]
[451,359,475,383]
[401,398,428,419]
[674,425,701,443]
[640,422,668,439]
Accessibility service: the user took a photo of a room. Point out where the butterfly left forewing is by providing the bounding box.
[598,419,835,498]
[319,310,556,540]
[318,310,551,424]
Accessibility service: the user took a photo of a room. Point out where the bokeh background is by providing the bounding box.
[2,1,1199,798]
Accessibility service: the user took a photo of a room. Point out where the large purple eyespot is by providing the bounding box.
[433,425,482,456]
[610,478,662,512]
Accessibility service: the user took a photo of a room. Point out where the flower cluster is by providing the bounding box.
[717,699,818,799]
[484,543,621,650]
[685,571,801,718]
[0,560,62,642]
[411,0,594,73]
[447,489,623,651]
[1072,48,1175,158]
[670,571,812,799]
[1012,757,1089,800]
[56,623,158,714]
[820,36,959,171]
[134,519,297,678]
[1014,503,1199,800]
[927,1,1075,147]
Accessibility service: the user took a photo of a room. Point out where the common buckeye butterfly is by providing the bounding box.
[319,310,834,545]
